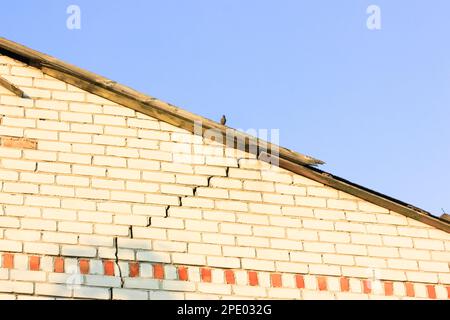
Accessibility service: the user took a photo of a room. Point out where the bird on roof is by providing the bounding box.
[220,115,227,125]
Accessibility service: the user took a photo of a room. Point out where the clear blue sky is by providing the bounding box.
[1,1,449,215]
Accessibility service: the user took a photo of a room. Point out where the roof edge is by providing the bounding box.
[0,37,323,167]
[259,152,450,233]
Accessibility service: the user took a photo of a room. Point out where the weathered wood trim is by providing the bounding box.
[0,37,323,167]
[259,152,450,233]
[0,75,26,98]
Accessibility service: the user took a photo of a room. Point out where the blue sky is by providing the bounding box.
[1,1,449,215]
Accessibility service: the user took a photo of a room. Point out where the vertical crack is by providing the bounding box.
[207,176,213,187]
[165,206,170,218]
[129,226,133,239]
[113,237,124,288]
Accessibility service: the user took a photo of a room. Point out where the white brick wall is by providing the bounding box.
[0,54,448,300]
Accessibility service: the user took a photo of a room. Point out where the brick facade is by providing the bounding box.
[0,53,449,299]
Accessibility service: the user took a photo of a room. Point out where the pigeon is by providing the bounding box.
[220,115,227,125]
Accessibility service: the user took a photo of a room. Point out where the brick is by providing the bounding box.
[21,218,56,231]
[261,170,292,183]
[405,282,415,297]
[426,285,436,299]
[78,259,89,275]
[200,267,212,282]
[2,253,14,269]
[172,253,205,266]
[153,264,165,279]
[101,260,114,276]
[263,193,294,205]
[0,126,24,137]
[207,256,240,269]
[72,165,106,177]
[224,270,235,285]
[413,238,445,251]
[29,256,40,271]
[2,159,36,171]
[54,257,65,273]
[35,283,71,298]
[3,182,38,194]
[0,169,19,181]
[269,273,282,288]
[209,177,242,189]
[74,286,110,300]
[295,196,327,208]
[24,242,59,255]
[1,137,37,149]
[241,259,275,272]
[176,266,188,281]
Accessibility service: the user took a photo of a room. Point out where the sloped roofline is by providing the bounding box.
[0,37,448,233]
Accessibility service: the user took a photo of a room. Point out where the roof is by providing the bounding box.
[0,37,448,233]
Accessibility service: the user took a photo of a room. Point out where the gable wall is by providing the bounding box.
[0,54,449,300]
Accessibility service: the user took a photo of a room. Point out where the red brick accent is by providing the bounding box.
[1,137,37,149]
[225,270,235,285]
[201,268,212,283]
[79,259,90,275]
[54,257,64,273]
[129,262,140,278]
[177,266,188,281]
[405,282,415,297]
[153,264,164,280]
[340,277,350,292]
[2,252,448,300]
[362,280,371,294]
[317,276,327,291]
[29,256,40,271]
[2,253,14,269]
[384,281,393,296]
[295,275,305,289]
[426,285,436,299]
[271,273,282,288]
[248,271,258,286]
[103,260,115,276]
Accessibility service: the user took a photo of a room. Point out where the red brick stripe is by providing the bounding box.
[1,253,448,299]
